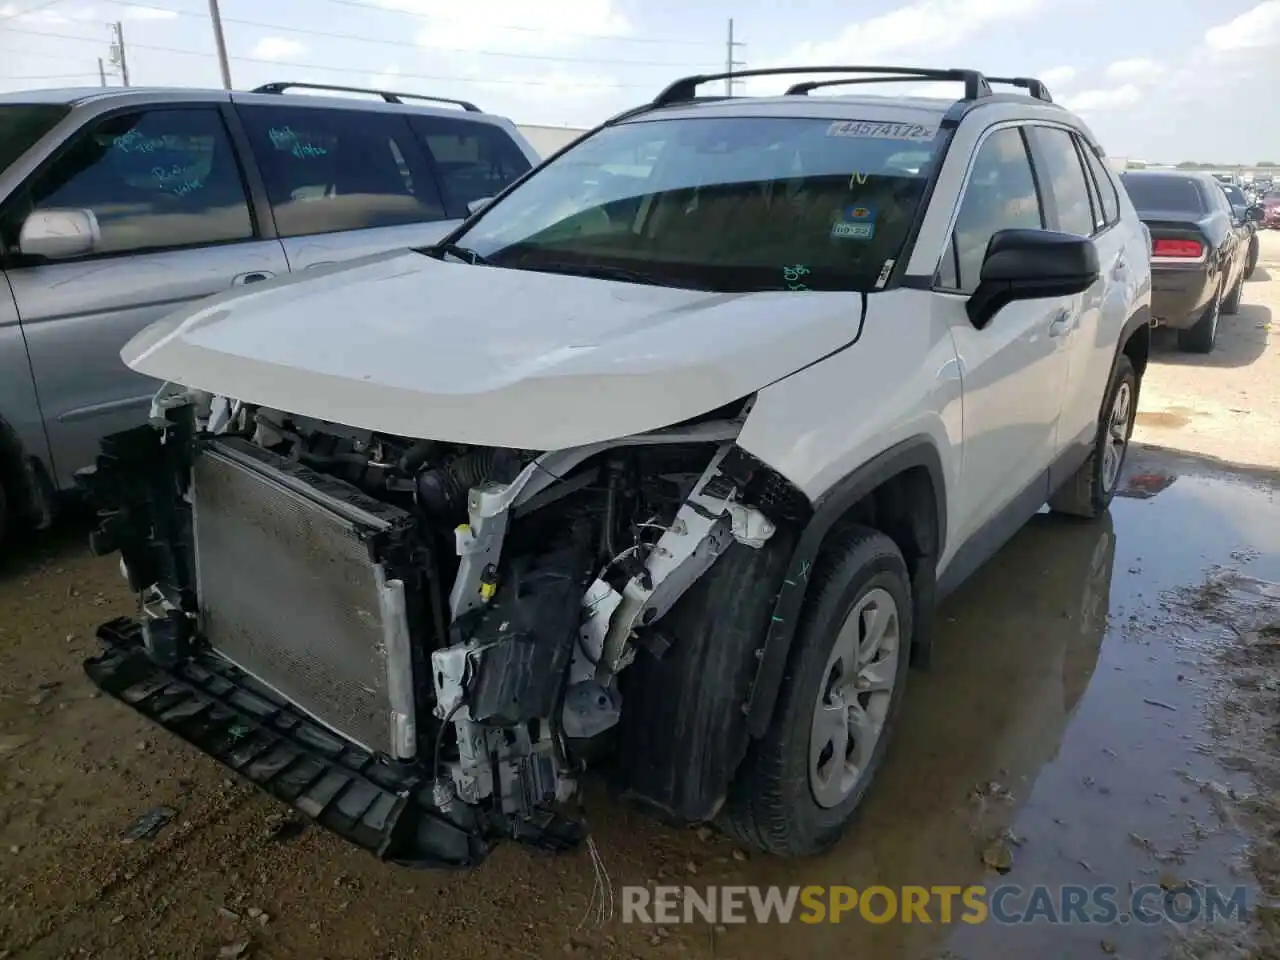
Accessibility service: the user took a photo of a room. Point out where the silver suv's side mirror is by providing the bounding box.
[466,196,494,216]
[19,208,100,259]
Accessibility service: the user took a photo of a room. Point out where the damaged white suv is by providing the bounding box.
[79,66,1152,867]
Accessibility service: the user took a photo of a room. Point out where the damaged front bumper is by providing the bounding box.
[84,618,583,868]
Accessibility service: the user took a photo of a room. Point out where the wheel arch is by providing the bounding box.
[1120,304,1151,385]
[744,435,947,739]
[0,411,54,532]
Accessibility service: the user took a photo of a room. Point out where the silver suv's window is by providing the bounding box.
[453,115,944,292]
[937,127,1043,294]
[1032,126,1095,237]
[408,116,532,218]
[0,107,253,257]
[237,104,446,238]
[0,104,70,173]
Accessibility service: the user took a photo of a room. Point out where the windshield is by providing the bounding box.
[1120,174,1205,214]
[450,115,944,292]
[0,104,70,174]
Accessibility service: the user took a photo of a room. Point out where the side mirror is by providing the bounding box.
[966,229,1100,329]
[1246,205,1264,223]
[19,208,99,259]
[466,196,494,216]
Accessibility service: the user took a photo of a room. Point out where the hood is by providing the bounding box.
[123,250,863,449]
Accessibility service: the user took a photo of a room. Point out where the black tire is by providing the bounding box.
[720,526,913,857]
[1223,271,1243,315]
[1177,284,1221,353]
[0,476,7,549]
[1048,354,1137,519]
[1246,237,1259,279]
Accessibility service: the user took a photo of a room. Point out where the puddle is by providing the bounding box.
[641,444,1280,960]
[1136,408,1198,430]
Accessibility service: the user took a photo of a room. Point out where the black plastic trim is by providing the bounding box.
[86,618,495,868]
[745,436,947,737]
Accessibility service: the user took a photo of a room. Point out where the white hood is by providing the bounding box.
[123,250,862,449]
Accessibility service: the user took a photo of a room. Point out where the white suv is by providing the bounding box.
[78,66,1152,867]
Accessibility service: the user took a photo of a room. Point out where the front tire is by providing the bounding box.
[1049,354,1137,519]
[720,527,912,856]
[1246,237,1259,278]
[1223,271,1244,314]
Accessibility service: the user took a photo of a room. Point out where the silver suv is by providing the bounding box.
[0,81,539,544]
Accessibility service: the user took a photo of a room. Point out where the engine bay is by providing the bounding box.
[78,386,805,864]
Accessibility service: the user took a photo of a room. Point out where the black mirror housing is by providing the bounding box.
[1246,205,1264,222]
[966,229,1100,329]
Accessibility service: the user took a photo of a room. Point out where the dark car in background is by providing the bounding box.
[1220,182,1262,278]
[1119,170,1256,353]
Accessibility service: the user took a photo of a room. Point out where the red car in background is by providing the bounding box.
[1263,195,1280,229]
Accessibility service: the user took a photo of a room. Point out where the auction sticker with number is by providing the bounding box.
[826,120,938,141]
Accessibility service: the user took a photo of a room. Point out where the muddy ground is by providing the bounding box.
[2,237,1279,960]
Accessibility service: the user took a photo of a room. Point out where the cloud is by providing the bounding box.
[1039,65,1076,88]
[1061,84,1142,113]
[361,0,630,56]
[0,2,177,23]
[1105,58,1159,82]
[250,37,306,61]
[1205,0,1280,51]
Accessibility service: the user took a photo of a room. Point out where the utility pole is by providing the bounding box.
[109,21,129,86]
[724,18,746,96]
[207,0,232,90]
[98,57,107,87]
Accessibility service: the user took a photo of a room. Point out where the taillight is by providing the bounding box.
[1152,238,1204,258]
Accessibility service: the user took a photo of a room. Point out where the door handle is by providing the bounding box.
[1049,309,1074,337]
[1111,256,1127,281]
[232,271,275,286]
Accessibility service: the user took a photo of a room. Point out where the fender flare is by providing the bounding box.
[743,435,947,738]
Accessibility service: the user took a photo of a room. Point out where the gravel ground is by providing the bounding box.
[1,235,1279,960]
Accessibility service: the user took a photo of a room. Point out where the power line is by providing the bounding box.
[3,72,103,80]
[308,0,718,47]
[1,24,670,89]
[76,0,719,66]
[216,14,718,67]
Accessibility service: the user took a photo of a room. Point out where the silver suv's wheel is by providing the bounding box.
[810,587,901,808]
[721,526,913,856]
[1049,353,1138,519]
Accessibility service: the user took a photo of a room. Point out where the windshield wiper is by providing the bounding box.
[512,261,683,287]
[418,242,492,265]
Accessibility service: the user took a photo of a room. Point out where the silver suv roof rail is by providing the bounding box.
[250,81,481,112]
[654,66,994,106]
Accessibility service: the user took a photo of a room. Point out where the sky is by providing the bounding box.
[0,0,1277,164]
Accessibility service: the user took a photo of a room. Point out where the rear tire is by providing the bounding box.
[720,527,912,857]
[1177,284,1221,353]
[1048,354,1137,519]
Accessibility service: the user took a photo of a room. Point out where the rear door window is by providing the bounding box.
[1028,126,1095,237]
[408,116,533,218]
[1,106,253,257]
[237,104,445,238]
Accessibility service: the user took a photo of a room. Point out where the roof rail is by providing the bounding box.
[654,66,992,107]
[985,76,1053,103]
[250,81,481,112]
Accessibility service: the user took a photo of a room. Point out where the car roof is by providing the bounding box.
[0,85,508,123]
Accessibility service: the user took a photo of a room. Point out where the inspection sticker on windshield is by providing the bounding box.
[826,120,937,141]
[831,204,876,240]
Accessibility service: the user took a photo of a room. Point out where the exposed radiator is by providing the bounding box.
[191,438,418,760]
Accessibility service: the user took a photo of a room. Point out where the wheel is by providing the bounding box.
[1246,237,1259,278]
[1177,283,1222,353]
[0,475,7,548]
[1223,271,1244,314]
[1049,354,1137,519]
[720,527,912,856]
